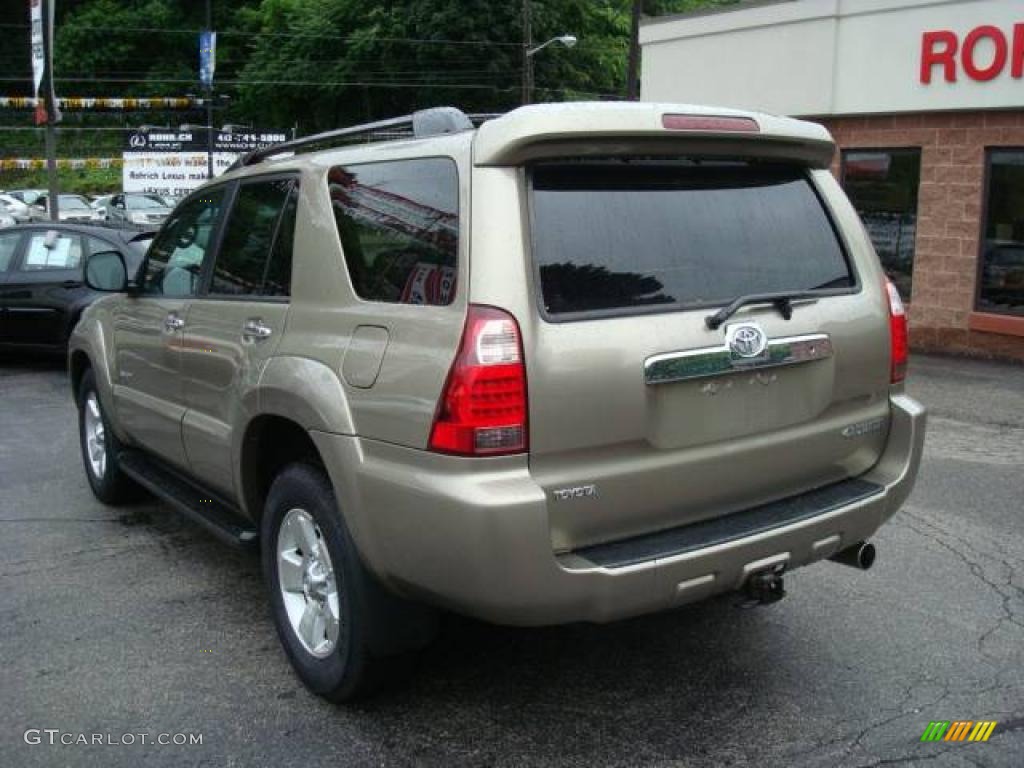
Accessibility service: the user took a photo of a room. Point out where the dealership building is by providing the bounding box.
[640,0,1024,360]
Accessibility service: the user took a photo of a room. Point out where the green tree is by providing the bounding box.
[234,0,631,132]
[0,0,750,168]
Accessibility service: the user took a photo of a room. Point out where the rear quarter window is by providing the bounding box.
[329,157,458,305]
[530,159,854,318]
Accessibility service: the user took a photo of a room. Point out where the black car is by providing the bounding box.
[0,224,152,352]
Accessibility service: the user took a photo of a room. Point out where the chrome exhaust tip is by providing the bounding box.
[829,541,876,570]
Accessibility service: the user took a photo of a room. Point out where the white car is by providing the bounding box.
[0,212,15,228]
[90,194,115,219]
[29,194,103,224]
[0,193,31,223]
[105,193,172,228]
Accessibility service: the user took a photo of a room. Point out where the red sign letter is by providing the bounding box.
[921,30,958,83]
[963,25,1008,81]
[1012,23,1024,78]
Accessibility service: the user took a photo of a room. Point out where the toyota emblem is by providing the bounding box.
[727,323,768,359]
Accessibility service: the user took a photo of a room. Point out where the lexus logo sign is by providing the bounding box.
[128,133,147,149]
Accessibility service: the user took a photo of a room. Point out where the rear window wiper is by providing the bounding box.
[705,290,819,330]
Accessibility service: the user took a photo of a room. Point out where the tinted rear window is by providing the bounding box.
[531,160,853,317]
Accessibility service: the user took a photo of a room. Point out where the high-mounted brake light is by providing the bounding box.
[885,279,908,383]
[661,114,760,133]
[429,305,527,456]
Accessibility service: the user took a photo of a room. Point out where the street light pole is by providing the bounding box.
[522,0,532,105]
[524,34,578,105]
[41,0,59,221]
[626,0,642,100]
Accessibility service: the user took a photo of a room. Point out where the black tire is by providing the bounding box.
[77,368,141,505]
[261,463,437,702]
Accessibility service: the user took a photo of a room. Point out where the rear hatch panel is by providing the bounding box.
[519,157,891,553]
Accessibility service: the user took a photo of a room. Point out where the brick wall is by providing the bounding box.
[817,110,1024,362]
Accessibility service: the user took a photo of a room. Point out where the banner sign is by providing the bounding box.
[0,96,211,110]
[123,130,287,153]
[0,157,121,171]
[28,0,45,123]
[27,0,60,124]
[122,129,287,198]
[199,30,216,88]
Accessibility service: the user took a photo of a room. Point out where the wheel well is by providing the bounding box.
[240,415,323,523]
[69,351,91,406]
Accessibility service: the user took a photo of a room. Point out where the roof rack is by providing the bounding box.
[234,106,481,169]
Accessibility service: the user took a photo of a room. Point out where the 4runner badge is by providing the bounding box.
[726,322,768,359]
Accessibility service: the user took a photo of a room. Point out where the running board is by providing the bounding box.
[119,450,258,548]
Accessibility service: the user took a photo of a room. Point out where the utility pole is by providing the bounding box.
[205,0,214,180]
[522,0,532,105]
[41,0,59,221]
[626,0,642,100]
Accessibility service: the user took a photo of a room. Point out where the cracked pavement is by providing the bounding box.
[1,353,1022,767]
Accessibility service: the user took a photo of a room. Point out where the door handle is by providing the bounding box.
[62,280,81,289]
[163,312,185,332]
[242,318,272,340]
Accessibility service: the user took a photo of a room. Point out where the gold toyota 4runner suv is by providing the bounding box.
[70,103,926,700]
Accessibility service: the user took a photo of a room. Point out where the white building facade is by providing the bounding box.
[641,0,1024,360]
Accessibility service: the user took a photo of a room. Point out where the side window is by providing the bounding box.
[144,189,225,298]
[329,158,458,305]
[0,232,20,271]
[209,179,295,297]
[20,231,83,271]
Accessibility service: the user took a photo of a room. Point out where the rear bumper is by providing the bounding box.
[312,393,925,626]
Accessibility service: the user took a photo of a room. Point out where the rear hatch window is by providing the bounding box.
[530,159,854,318]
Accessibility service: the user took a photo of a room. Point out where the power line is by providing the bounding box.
[17,22,528,47]
[0,21,620,50]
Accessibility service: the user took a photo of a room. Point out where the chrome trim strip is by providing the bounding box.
[644,333,832,385]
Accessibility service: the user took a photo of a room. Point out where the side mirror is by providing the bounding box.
[84,250,128,292]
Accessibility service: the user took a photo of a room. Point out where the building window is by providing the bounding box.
[977,149,1024,317]
[841,149,921,300]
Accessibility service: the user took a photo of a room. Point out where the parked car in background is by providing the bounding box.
[29,194,102,224]
[90,193,113,211]
[152,194,179,208]
[0,213,15,229]
[105,193,173,228]
[90,194,114,220]
[6,189,46,206]
[0,224,151,352]
[0,193,32,223]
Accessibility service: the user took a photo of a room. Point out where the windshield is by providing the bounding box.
[530,159,854,317]
[125,194,167,209]
[59,196,91,210]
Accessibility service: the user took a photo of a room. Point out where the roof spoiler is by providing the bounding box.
[473,102,836,169]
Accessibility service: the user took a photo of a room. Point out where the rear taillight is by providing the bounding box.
[428,305,527,456]
[885,279,908,383]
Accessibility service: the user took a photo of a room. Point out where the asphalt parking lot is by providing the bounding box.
[1,353,1022,767]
